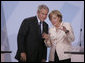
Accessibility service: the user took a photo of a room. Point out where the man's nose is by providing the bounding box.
[44,15,47,18]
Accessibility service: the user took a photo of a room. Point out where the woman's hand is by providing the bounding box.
[59,26,69,33]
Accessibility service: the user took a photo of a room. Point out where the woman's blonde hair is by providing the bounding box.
[49,10,62,22]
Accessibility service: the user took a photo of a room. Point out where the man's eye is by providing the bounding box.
[42,13,44,15]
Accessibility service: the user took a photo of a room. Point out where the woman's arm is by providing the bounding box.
[63,23,75,42]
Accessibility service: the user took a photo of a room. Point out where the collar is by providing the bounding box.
[36,15,41,24]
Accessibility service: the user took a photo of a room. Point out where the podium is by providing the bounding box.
[1,51,12,62]
[64,47,84,62]
[1,51,12,54]
[64,51,84,54]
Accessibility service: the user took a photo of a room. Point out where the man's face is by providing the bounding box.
[37,9,48,22]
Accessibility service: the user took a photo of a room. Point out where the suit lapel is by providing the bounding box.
[43,22,48,34]
[34,16,42,36]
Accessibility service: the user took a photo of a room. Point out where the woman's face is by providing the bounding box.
[50,15,60,26]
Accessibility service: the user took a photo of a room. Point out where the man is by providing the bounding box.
[15,5,49,62]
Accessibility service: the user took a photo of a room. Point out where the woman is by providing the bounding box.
[42,10,75,62]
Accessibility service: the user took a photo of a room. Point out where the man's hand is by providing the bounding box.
[20,52,26,62]
[41,59,46,62]
[42,33,49,40]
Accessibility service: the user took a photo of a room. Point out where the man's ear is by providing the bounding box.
[37,11,38,14]
[37,10,40,14]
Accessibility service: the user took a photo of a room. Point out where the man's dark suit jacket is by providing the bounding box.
[15,16,48,62]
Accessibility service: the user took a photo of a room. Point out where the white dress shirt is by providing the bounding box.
[37,16,43,33]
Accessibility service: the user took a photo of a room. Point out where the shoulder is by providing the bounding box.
[43,22,48,26]
[62,22,71,26]
[24,16,37,22]
[22,16,36,25]
[62,22,72,30]
[22,16,37,24]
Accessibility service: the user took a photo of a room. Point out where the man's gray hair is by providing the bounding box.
[38,4,49,12]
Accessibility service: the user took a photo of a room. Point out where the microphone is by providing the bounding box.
[79,28,82,47]
[80,28,82,31]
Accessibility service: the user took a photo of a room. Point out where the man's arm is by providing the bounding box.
[17,19,30,52]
